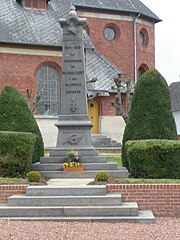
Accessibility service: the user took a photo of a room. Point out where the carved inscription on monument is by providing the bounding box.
[62,44,84,100]
[60,12,88,115]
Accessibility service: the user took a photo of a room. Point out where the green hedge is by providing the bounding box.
[122,70,177,169]
[0,131,36,178]
[0,86,44,163]
[126,140,180,179]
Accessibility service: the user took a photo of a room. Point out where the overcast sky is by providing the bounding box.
[141,0,180,86]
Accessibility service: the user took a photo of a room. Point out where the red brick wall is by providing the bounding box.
[0,49,61,102]
[98,95,116,116]
[87,17,134,79]
[1,184,180,217]
[107,184,180,217]
[86,16,155,80]
[0,14,155,116]
[136,23,155,73]
[0,49,117,117]
[0,185,27,203]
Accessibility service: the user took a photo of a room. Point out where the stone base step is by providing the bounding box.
[44,148,121,155]
[32,162,118,171]
[37,168,129,179]
[93,142,121,148]
[8,193,122,206]
[0,210,155,224]
[0,203,138,217]
[1,183,155,224]
[92,134,115,139]
[26,185,107,196]
[96,148,121,154]
[40,156,107,164]
[91,134,121,148]
[50,148,99,157]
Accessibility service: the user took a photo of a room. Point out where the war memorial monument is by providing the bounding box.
[32,6,129,178]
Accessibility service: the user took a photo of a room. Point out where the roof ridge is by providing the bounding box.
[75,0,161,22]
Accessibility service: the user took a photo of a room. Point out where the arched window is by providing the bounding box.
[138,64,149,79]
[36,65,60,116]
[139,28,149,48]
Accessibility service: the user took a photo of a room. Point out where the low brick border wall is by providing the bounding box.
[107,184,180,217]
[1,184,180,217]
[0,185,28,203]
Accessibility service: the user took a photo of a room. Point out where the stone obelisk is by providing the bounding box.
[51,6,98,157]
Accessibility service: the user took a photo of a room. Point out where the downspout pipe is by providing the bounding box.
[133,13,140,83]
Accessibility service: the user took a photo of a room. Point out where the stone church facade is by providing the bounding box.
[0,0,161,147]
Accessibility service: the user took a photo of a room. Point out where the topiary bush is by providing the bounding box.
[126,139,180,179]
[0,86,44,163]
[0,131,36,178]
[27,171,41,182]
[95,172,110,182]
[122,70,177,169]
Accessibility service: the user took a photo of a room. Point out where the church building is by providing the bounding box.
[0,0,161,147]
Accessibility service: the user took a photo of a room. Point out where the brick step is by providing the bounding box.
[32,162,118,171]
[0,203,138,217]
[8,193,122,206]
[0,211,155,224]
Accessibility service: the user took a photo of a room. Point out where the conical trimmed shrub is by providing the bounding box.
[0,86,44,162]
[122,69,177,168]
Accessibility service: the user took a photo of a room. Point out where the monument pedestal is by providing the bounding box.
[50,115,99,157]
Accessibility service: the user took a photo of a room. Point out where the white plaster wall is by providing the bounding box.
[99,116,126,143]
[173,111,180,135]
[35,116,126,148]
[35,116,58,148]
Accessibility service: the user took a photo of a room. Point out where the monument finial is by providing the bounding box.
[70,5,76,11]
[68,5,78,20]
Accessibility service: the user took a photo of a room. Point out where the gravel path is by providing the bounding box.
[0,218,179,240]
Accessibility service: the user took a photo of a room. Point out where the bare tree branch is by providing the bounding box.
[26,88,47,113]
[111,75,134,123]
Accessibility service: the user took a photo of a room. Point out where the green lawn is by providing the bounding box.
[0,176,179,184]
[0,177,28,184]
[107,155,122,167]
[115,178,180,183]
